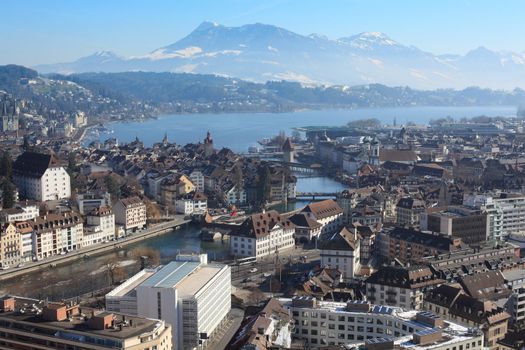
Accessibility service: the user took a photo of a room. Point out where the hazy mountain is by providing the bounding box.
[35,22,525,89]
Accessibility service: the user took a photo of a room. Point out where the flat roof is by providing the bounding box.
[176,265,225,298]
[141,261,200,288]
[107,269,158,298]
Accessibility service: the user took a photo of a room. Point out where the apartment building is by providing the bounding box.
[319,227,360,281]
[76,192,111,215]
[425,284,510,350]
[15,221,34,262]
[0,296,172,350]
[30,212,83,260]
[229,210,295,258]
[396,197,425,227]
[464,193,525,241]
[0,223,22,268]
[114,196,147,232]
[106,257,231,350]
[377,227,465,264]
[83,206,116,246]
[281,297,484,349]
[502,269,525,326]
[12,151,71,201]
[365,265,444,310]
[421,206,488,246]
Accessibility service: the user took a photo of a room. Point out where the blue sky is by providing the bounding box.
[2,0,525,66]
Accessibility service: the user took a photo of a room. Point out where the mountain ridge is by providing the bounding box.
[34,22,525,90]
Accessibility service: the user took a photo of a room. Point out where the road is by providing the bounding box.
[0,215,191,281]
[231,248,320,285]
[203,308,244,350]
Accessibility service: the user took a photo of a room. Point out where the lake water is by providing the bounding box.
[85,106,517,152]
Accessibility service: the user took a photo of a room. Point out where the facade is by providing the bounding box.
[425,284,510,350]
[501,269,525,326]
[377,227,465,264]
[282,137,295,163]
[13,152,71,201]
[421,206,488,246]
[464,193,525,241]
[282,297,484,349]
[396,197,425,227]
[301,199,343,236]
[114,197,147,232]
[0,223,22,268]
[319,227,360,281]
[288,212,322,242]
[366,265,444,310]
[15,221,34,262]
[76,192,111,215]
[30,212,83,260]
[189,170,205,193]
[83,206,116,246]
[0,203,39,223]
[0,297,172,350]
[229,210,295,258]
[106,258,231,350]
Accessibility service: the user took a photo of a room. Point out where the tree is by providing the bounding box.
[103,257,126,286]
[105,175,121,200]
[0,152,12,178]
[347,118,381,129]
[2,181,16,208]
[233,163,244,204]
[130,247,161,267]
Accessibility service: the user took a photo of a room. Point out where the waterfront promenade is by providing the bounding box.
[0,216,191,282]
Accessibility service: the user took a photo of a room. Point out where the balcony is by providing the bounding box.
[386,290,397,296]
[385,298,397,304]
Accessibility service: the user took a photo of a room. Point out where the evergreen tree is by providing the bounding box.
[0,151,12,178]
[2,181,16,208]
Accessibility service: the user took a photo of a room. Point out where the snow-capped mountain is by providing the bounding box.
[35,22,525,89]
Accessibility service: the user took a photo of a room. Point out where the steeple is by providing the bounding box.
[162,132,168,146]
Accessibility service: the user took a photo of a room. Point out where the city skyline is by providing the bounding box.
[2,0,525,66]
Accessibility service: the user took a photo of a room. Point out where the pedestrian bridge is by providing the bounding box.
[295,192,339,200]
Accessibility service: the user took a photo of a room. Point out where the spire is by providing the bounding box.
[162,132,168,145]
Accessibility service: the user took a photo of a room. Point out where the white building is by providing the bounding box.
[83,206,116,247]
[464,193,525,241]
[15,221,34,262]
[114,197,147,232]
[224,185,246,205]
[229,210,295,259]
[281,297,484,349]
[502,269,525,326]
[13,152,71,201]
[301,199,343,236]
[189,170,205,193]
[0,202,39,223]
[106,257,231,350]
[174,192,207,216]
[30,212,83,260]
[319,227,360,281]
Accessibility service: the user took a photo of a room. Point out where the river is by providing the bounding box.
[84,106,517,152]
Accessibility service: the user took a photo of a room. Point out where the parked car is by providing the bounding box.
[249,268,258,273]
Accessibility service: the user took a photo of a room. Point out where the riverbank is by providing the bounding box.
[0,216,191,282]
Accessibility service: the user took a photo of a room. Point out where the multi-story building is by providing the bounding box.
[106,257,231,350]
[0,223,22,269]
[281,296,484,349]
[301,199,343,236]
[12,151,71,201]
[76,192,111,215]
[396,197,425,227]
[188,170,205,193]
[425,284,510,350]
[319,227,360,281]
[464,193,525,241]
[377,227,465,264]
[174,192,207,216]
[0,202,39,223]
[0,296,172,350]
[83,206,116,246]
[288,212,322,243]
[30,212,83,260]
[114,197,146,232]
[229,210,295,258]
[501,268,525,326]
[421,206,488,246]
[15,221,34,262]
[366,265,443,310]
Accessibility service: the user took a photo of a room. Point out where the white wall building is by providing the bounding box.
[0,203,39,223]
[83,206,116,247]
[229,210,295,259]
[301,200,343,237]
[106,257,231,350]
[189,170,205,193]
[281,297,484,349]
[319,227,360,281]
[13,152,71,201]
[76,192,111,215]
[114,196,147,232]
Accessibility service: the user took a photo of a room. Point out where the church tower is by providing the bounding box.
[282,137,295,163]
[204,131,214,157]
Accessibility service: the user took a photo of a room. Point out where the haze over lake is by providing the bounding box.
[87,106,517,152]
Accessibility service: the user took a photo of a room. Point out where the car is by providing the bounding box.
[16,263,25,268]
[242,277,252,283]
[263,272,272,277]
[1,265,9,270]
[249,268,258,273]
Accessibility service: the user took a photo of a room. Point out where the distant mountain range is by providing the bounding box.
[34,21,525,90]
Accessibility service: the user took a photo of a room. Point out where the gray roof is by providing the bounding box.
[140,261,200,288]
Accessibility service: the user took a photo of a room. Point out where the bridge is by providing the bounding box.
[295,192,339,200]
[268,160,321,175]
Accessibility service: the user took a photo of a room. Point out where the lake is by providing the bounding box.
[85,106,517,152]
